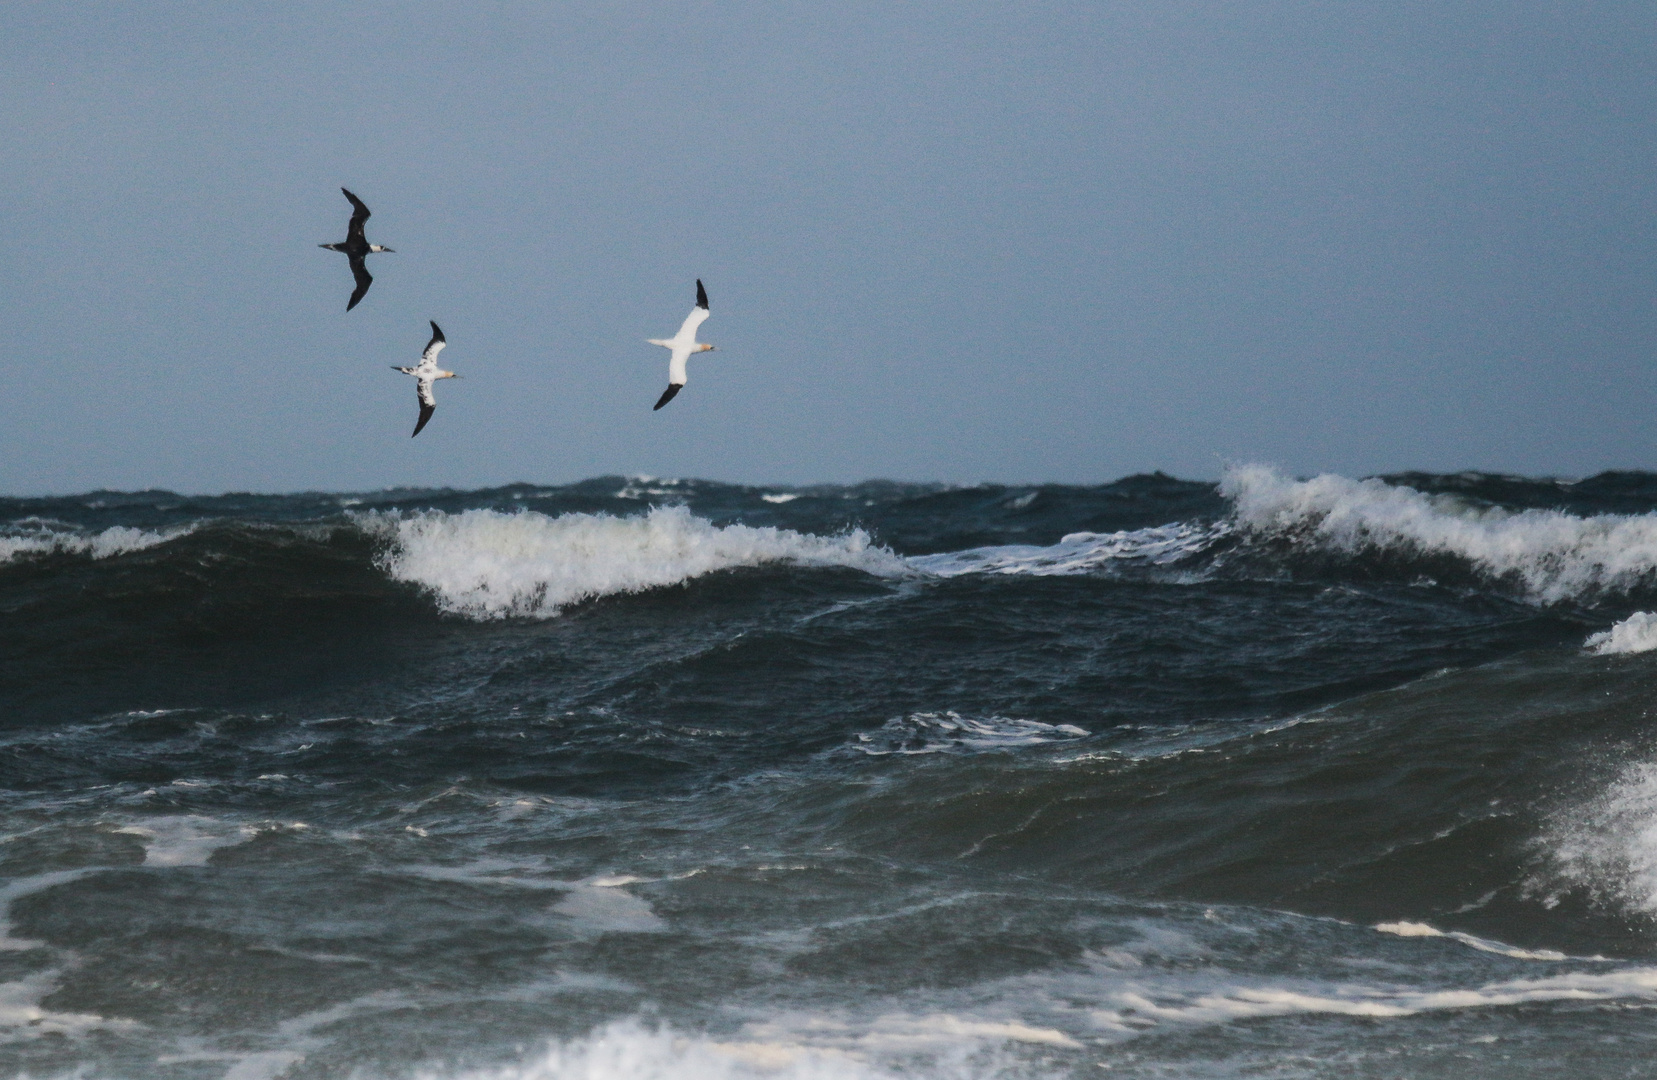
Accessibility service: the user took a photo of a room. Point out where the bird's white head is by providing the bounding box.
[370,245,395,253]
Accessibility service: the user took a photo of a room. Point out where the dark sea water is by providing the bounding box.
[6,465,1657,1078]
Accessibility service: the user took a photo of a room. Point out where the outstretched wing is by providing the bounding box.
[423,321,446,363]
[676,305,710,339]
[412,379,437,437]
[653,383,683,411]
[346,254,373,310]
[342,188,371,243]
[695,279,709,310]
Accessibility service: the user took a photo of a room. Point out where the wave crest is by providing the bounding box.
[1224,464,1657,602]
[366,506,906,619]
[0,520,187,564]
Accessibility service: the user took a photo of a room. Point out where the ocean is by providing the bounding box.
[4,464,1657,1078]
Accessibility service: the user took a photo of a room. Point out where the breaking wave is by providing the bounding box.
[0,520,187,564]
[1224,464,1657,602]
[365,505,907,619]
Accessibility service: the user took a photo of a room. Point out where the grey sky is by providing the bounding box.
[1,1,1652,494]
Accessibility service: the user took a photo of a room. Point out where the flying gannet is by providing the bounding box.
[391,322,459,437]
[319,188,394,311]
[647,279,715,410]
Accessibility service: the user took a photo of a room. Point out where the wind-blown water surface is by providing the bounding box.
[5,466,1657,1078]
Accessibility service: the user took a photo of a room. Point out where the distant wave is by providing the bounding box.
[364,505,906,619]
[0,520,189,564]
[1225,464,1657,602]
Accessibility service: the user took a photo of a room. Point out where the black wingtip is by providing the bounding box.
[653,383,684,410]
[695,279,708,310]
[429,320,445,342]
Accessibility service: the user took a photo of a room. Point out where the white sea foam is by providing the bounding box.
[113,815,301,867]
[1585,611,1657,655]
[1223,464,1657,602]
[407,1019,1033,1080]
[1091,965,1657,1032]
[1372,921,1570,961]
[365,506,906,619]
[0,521,187,564]
[553,882,667,934]
[852,713,1089,756]
[909,523,1224,578]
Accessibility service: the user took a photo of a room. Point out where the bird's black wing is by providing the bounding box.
[342,188,371,243]
[695,279,708,310]
[653,383,684,411]
[413,381,437,437]
[346,254,373,310]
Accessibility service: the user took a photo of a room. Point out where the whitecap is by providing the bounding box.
[405,1018,1033,1080]
[1585,611,1657,655]
[0,521,190,564]
[1223,464,1657,603]
[1372,921,1573,961]
[363,505,906,620]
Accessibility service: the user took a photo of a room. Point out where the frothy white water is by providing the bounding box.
[113,815,265,867]
[1372,921,1571,961]
[406,1020,1023,1080]
[852,713,1089,756]
[1585,611,1657,655]
[1542,758,1657,914]
[1224,465,1657,603]
[0,520,187,564]
[909,523,1224,578]
[1090,965,1657,1031]
[365,506,906,619]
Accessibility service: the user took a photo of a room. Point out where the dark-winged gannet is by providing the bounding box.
[391,322,459,437]
[647,279,714,410]
[318,188,394,311]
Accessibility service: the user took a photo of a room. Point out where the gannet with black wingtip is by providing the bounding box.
[391,322,459,437]
[318,188,395,311]
[647,279,714,410]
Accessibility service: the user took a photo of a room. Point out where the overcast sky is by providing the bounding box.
[1,1,1653,494]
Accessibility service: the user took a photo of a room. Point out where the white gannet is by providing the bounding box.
[391,321,459,437]
[647,279,714,410]
[318,188,395,311]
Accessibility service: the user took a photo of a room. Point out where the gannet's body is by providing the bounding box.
[647,279,715,410]
[319,188,394,310]
[391,322,459,437]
